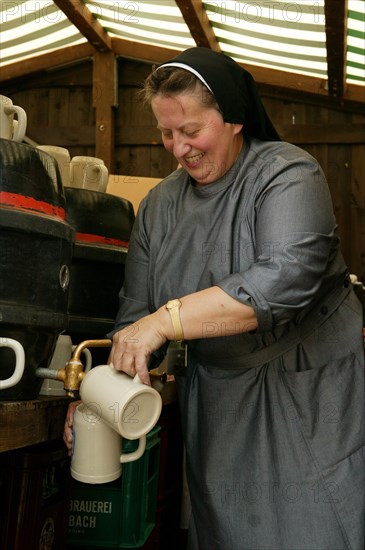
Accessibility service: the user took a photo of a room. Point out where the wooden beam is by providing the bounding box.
[1,39,363,106]
[112,39,180,65]
[53,0,112,52]
[324,0,348,97]
[113,40,365,105]
[174,0,221,50]
[0,43,94,82]
[245,62,329,97]
[0,397,70,453]
[248,63,362,105]
[92,51,118,171]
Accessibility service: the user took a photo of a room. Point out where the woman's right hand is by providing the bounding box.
[63,400,81,456]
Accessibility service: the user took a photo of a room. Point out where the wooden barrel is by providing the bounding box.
[0,139,74,400]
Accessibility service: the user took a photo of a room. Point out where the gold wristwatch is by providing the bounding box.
[165,299,184,342]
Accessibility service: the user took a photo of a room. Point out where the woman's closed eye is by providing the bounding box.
[184,129,199,138]
[161,129,198,139]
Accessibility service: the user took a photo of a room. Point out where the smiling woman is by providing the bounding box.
[64,47,365,550]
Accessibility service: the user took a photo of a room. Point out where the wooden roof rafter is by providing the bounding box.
[174,0,221,51]
[53,0,112,52]
[0,43,95,82]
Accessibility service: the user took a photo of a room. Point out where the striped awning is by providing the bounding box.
[0,0,364,92]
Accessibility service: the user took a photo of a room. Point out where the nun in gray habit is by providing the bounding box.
[109,48,364,549]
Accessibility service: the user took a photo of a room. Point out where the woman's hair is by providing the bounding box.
[139,66,220,112]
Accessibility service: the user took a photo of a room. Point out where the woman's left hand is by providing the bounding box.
[109,310,169,385]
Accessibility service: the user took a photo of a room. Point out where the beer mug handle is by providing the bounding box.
[5,105,27,142]
[0,338,25,389]
[133,373,142,384]
[88,164,109,193]
[120,435,146,464]
[95,164,109,192]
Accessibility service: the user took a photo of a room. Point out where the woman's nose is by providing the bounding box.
[172,135,190,158]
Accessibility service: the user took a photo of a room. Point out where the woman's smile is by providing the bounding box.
[184,151,205,168]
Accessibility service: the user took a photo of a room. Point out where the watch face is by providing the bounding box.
[167,299,181,309]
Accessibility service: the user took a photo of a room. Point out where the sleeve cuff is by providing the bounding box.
[217,274,273,333]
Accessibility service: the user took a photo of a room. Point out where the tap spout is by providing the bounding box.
[72,339,112,362]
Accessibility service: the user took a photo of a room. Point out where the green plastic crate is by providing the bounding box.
[67,426,160,548]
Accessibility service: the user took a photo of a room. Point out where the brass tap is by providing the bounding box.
[57,339,112,397]
[149,370,167,384]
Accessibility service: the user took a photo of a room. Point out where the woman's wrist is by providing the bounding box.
[155,303,179,342]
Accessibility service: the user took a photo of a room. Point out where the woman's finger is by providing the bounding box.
[63,400,81,455]
[115,351,136,377]
[134,353,152,385]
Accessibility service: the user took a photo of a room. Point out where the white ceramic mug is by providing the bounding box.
[37,145,71,188]
[69,156,108,192]
[0,337,25,389]
[71,403,146,483]
[79,363,162,439]
[0,95,27,142]
[39,335,92,396]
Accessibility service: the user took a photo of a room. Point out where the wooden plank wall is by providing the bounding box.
[2,58,364,281]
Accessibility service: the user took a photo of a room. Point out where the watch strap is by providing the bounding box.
[165,299,184,342]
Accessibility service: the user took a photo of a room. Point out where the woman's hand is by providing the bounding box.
[62,309,171,454]
[63,399,81,456]
[109,310,171,385]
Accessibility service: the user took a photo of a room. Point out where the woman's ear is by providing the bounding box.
[232,123,244,135]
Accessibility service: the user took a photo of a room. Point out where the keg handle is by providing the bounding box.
[0,338,25,389]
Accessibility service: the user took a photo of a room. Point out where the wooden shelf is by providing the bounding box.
[0,396,72,453]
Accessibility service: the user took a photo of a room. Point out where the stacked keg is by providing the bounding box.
[64,187,135,365]
[0,139,74,400]
[0,138,135,400]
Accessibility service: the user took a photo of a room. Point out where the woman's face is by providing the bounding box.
[151,90,243,186]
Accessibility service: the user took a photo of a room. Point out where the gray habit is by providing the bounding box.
[114,138,365,550]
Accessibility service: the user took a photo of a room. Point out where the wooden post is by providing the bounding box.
[92,51,118,172]
[324,0,348,97]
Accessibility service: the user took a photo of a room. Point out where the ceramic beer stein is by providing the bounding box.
[69,156,108,192]
[0,95,27,142]
[79,363,162,439]
[36,145,71,188]
[71,403,147,484]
